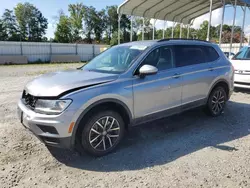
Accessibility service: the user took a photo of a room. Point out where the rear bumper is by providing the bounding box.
[234,74,250,88]
[17,100,73,149]
[234,82,250,89]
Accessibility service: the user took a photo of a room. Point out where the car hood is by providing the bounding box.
[24,69,119,97]
[231,60,250,71]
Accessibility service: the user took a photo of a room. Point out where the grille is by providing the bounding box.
[22,90,38,109]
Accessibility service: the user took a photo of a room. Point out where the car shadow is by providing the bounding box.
[48,100,250,172]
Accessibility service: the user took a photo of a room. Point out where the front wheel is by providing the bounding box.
[206,86,227,117]
[78,110,125,157]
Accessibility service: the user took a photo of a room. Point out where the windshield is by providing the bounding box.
[232,47,250,60]
[82,45,148,73]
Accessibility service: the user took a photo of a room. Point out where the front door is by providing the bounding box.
[132,46,182,120]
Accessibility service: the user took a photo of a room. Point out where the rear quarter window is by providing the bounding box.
[203,46,220,62]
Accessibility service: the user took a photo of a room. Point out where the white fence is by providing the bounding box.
[0,41,109,62]
[220,43,249,54]
[0,41,249,63]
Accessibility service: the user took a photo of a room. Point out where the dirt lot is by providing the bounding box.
[1,63,250,188]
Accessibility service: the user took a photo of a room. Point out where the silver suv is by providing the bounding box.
[18,39,234,156]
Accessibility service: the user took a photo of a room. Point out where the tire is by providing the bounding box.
[77,110,125,157]
[206,86,227,117]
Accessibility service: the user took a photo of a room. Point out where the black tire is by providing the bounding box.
[77,110,125,157]
[206,86,227,117]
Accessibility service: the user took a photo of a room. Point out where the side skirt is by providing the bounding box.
[130,98,206,127]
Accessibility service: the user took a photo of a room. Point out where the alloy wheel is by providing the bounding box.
[88,116,120,151]
[211,90,225,115]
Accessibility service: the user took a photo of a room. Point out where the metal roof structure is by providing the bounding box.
[117,0,250,53]
[118,0,250,25]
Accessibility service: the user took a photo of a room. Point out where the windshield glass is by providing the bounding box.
[82,45,148,73]
[232,47,250,60]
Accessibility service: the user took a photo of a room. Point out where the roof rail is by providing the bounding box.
[158,38,210,43]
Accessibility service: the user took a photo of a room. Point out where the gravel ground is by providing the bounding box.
[1,64,250,188]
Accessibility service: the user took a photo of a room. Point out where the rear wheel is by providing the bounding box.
[206,86,227,117]
[77,110,125,157]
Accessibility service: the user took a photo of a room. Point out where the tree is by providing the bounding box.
[0,19,8,40]
[133,17,143,34]
[42,36,48,42]
[54,13,72,43]
[197,20,217,41]
[110,31,119,46]
[105,6,118,44]
[14,2,48,41]
[222,24,231,32]
[82,6,96,43]
[216,24,245,43]
[68,3,84,42]
[2,9,19,41]
[135,18,152,40]
[93,9,107,42]
[221,31,242,43]
[120,15,131,42]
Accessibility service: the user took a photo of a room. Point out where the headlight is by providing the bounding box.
[34,99,72,115]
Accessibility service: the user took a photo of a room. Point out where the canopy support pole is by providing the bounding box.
[163,21,166,39]
[130,16,133,42]
[172,22,175,38]
[163,14,168,39]
[153,19,156,40]
[180,23,182,38]
[142,18,145,41]
[118,14,121,44]
[230,0,237,55]
[187,24,190,39]
[240,4,246,48]
[219,0,225,46]
[207,0,213,41]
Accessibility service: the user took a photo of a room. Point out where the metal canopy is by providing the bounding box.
[118,0,250,24]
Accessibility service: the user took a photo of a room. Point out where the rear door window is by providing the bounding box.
[174,45,206,67]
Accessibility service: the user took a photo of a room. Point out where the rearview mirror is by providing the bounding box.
[139,65,158,77]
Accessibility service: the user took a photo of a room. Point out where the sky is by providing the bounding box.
[1,0,250,38]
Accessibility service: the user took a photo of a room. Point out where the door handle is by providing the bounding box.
[173,73,181,79]
[209,67,214,71]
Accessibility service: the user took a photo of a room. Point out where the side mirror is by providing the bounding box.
[139,64,158,77]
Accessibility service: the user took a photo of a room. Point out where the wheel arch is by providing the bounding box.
[207,79,230,101]
[71,99,132,147]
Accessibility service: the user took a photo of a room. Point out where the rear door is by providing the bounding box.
[173,45,219,110]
